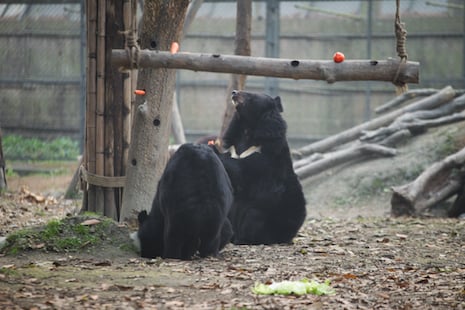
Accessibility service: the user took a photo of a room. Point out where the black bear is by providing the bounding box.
[216,90,307,245]
[132,143,234,260]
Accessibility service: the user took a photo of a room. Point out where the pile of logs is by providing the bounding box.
[293,86,465,218]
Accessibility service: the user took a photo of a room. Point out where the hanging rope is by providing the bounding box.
[393,0,408,94]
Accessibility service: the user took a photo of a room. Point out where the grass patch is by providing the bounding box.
[3,135,79,161]
[432,131,462,161]
[1,215,128,255]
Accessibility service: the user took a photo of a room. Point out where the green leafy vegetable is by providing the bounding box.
[252,278,335,296]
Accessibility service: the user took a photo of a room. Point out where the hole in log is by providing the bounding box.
[150,40,157,49]
[212,54,220,58]
[131,159,137,166]
[153,118,161,126]
[370,60,378,65]
[291,60,300,67]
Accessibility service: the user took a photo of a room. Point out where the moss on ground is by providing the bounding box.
[1,214,133,256]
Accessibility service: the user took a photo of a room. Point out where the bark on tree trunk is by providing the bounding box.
[119,0,189,223]
[391,147,465,217]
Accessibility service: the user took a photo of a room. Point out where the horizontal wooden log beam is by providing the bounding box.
[112,49,419,84]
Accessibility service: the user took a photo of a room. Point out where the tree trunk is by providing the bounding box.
[391,146,465,217]
[220,0,252,139]
[119,0,189,223]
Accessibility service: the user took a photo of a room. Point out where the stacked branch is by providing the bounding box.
[294,86,465,217]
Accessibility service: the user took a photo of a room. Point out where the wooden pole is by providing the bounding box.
[112,50,420,84]
[220,0,252,139]
[95,0,106,213]
[169,0,205,144]
[82,0,128,220]
[121,0,137,217]
[84,0,97,212]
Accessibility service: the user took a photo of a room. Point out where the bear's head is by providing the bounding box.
[231,90,283,125]
[229,90,287,148]
[131,209,164,259]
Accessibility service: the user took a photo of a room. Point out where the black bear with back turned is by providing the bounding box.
[132,143,233,260]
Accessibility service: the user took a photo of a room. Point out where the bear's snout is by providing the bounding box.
[231,90,243,107]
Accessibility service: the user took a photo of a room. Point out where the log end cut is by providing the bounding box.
[390,191,416,217]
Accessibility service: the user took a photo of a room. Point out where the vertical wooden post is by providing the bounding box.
[95,0,106,213]
[120,0,137,217]
[84,0,97,212]
[219,0,252,139]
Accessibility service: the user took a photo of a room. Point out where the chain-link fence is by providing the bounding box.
[1,0,464,148]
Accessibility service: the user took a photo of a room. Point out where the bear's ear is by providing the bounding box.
[138,210,148,224]
[274,96,284,112]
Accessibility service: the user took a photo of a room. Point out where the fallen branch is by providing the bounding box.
[391,146,465,217]
[379,129,412,147]
[295,143,396,180]
[296,86,456,157]
[406,111,465,131]
[112,50,420,84]
[375,88,439,114]
[293,153,324,170]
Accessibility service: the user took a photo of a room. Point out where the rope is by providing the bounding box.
[393,0,408,94]
[120,29,140,70]
[80,165,126,188]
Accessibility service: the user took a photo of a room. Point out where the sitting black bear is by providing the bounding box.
[132,143,233,260]
[216,90,307,245]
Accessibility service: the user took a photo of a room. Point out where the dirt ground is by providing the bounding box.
[1,124,465,309]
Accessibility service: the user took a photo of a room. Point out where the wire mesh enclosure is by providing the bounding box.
[0,0,464,148]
